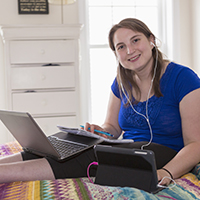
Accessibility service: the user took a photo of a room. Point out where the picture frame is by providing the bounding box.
[18,0,49,14]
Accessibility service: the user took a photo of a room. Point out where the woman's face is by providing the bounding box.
[113,28,154,73]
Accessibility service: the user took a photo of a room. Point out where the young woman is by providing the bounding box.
[0,18,200,187]
[84,18,200,185]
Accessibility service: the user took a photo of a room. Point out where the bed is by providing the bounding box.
[0,141,199,200]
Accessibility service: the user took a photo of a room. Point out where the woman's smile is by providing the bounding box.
[128,54,141,62]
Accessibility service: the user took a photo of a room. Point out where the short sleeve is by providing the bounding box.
[174,67,200,102]
[111,78,120,99]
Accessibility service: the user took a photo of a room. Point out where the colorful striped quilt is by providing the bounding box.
[0,141,200,200]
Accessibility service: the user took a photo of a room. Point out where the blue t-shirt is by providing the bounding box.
[111,62,200,152]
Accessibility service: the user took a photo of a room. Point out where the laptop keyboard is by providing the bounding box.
[48,136,87,158]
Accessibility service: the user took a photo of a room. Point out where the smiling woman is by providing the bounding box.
[88,0,160,124]
[84,17,200,187]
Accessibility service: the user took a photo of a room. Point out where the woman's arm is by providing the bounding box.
[157,88,200,185]
[85,91,122,139]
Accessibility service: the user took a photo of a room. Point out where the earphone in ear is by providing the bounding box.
[150,42,155,47]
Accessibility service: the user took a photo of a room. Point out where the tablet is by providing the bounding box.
[94,145,161,193]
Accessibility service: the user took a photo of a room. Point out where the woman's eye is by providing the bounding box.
[133,39,139,43]
[117,45,124,50]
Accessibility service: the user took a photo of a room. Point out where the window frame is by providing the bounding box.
[78,0,173,124]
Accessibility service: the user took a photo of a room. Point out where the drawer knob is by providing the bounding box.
[40,49,45,54]
[41,100,47,106]
[41,74,46,80]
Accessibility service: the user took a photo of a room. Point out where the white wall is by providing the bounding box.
[171,0,192,67]
[192,0,200,75]
[171,0,200,75]
[0,1,79,25]
[178,0,193,68]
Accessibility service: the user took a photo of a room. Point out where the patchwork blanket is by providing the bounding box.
[0,141,200,200]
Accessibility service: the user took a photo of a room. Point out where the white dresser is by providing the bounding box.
[0,25,82,139]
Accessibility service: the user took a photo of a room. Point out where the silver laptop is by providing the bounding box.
[94,145,163,193]
[0,110,103,162]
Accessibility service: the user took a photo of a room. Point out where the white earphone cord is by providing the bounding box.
[121,46,177,187]
[120,46,177,188]
[120,44,158,150]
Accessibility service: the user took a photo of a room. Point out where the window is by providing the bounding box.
[87,0,163,124]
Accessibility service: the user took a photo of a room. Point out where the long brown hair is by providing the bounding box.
[109,18,164,105]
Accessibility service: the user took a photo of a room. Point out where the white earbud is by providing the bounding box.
[150,42,155,47]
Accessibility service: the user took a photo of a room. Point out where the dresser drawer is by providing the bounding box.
[34,116,77,136]
[10,40,75,64]
[11,66,75,90]
[12,91,77,115]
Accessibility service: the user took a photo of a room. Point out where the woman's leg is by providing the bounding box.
[0,152,23,164]
[0,148,97,183]
[0,157,55,183]
[112,142,177,169]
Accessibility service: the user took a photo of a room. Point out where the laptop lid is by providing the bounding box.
[94,145,160,193]
[0,110,103,161]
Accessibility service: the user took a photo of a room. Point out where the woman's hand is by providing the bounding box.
[82,122,109,138]
[157,168,172,186]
